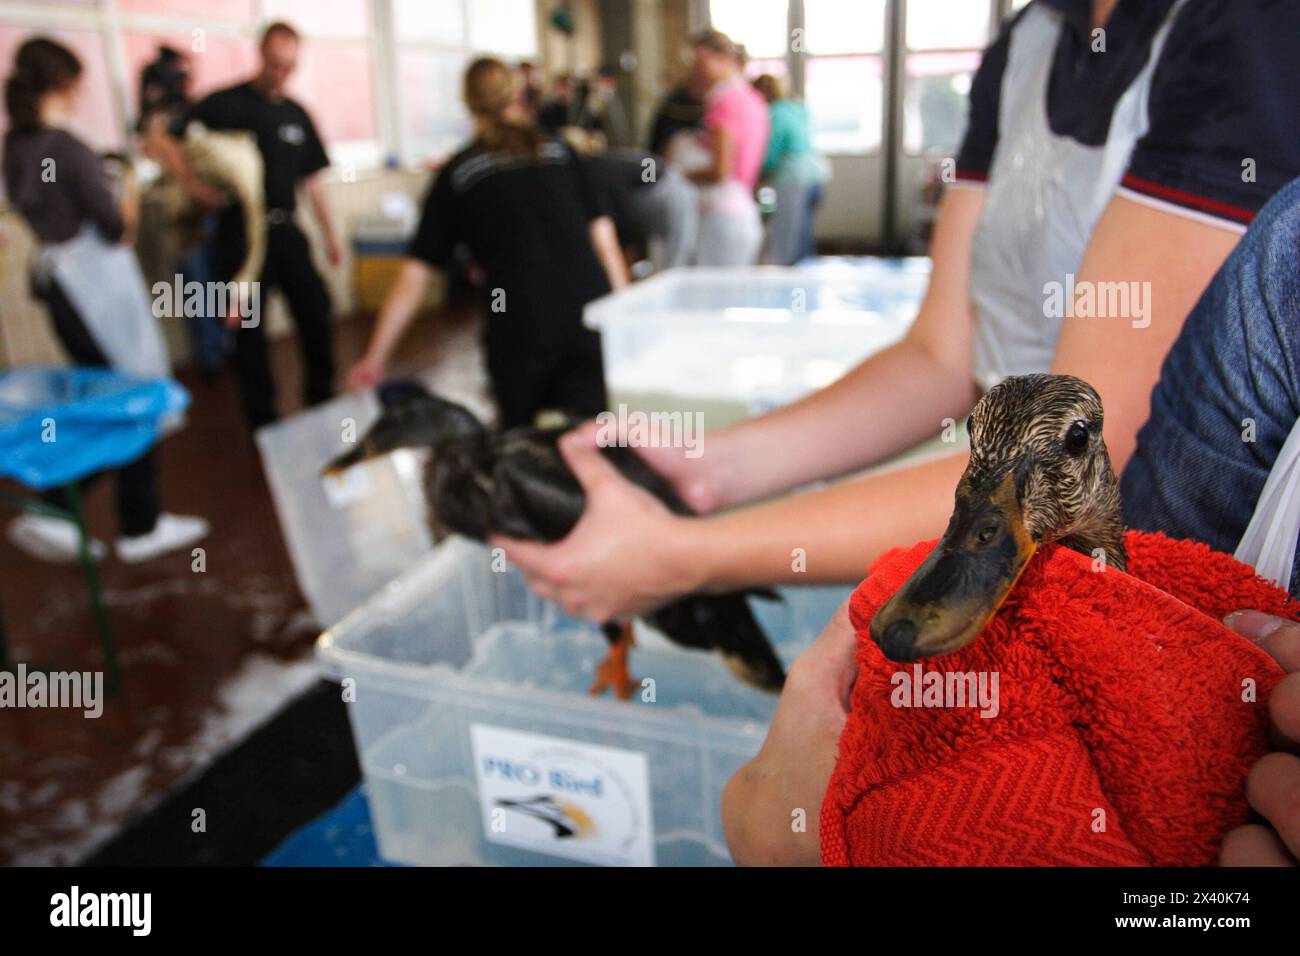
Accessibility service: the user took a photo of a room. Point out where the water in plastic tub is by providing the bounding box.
[319,537,849,866]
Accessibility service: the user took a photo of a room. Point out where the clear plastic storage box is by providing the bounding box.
[257,392,435,627]
[255,261,923,864]
[318,536,848,866]
[260,262,926,629]
[585,260,929,426]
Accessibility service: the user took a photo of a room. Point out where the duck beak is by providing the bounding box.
[870,468,1037,661]
[320,439,380,478]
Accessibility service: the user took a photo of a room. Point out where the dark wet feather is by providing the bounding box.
[414,403,786,690]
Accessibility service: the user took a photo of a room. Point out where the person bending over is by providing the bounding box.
[347,57,629,429]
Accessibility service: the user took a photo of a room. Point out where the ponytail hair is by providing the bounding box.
[5,37,82,134]
[463,56,543,158]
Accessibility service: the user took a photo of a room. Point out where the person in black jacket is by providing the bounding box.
[184,20,342,429]
[346,57,629,429]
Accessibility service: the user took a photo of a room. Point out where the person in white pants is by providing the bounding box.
[681,30,769,267]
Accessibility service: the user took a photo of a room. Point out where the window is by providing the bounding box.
[260,0,371,38]
[905,0,992,50]
[902,0,991,155]
[803,0,886,153]
[392,0,465,45]
[708,0,789,60]
[804,0,886,55]
[396,48,469,162]
[290,39,378,150]
[467,0,538,58]
[0,0,447,170]
[390,0,537,164]
[902,49,980,153]
[116,0,254,19]
[805,55,884,154]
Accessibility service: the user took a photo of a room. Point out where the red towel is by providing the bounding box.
[821,530,1293,867]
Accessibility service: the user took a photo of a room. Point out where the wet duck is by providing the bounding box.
[323,381,786,697]
[871,373,1126,662]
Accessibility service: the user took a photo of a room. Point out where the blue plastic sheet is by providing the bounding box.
[262,786,400,867]
[0,366,189,491]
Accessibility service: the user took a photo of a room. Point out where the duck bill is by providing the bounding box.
[870,470,1037,661]
[320,439,380,478]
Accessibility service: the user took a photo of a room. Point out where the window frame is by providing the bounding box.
[0,0,542,173]
[708,0,1007,160]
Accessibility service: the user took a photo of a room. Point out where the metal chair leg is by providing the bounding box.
[63,482,121,695]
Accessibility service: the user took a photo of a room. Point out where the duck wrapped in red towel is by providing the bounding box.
[822,374,1293,866]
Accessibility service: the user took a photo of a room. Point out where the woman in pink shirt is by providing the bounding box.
[685,30,769,266]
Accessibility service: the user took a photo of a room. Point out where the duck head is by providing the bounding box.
[870,373,1126,662]
[320,381,484,476]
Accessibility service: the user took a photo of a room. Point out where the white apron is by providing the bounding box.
[968,0,1190,391]
[37,225,171,380]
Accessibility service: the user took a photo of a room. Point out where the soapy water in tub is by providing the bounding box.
[459,587,847,722]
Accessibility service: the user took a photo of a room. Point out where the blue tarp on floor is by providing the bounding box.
[262,786,401,867]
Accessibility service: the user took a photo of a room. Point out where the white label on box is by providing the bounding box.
[469,724,655,867]
[321,462,373,509]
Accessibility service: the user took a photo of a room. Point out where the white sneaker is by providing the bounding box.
[7,513,107,563]
[116,513,210,564]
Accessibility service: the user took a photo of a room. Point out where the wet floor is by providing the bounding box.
[0,303,481,864]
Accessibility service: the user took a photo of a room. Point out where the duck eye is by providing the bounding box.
[1064,421,1089,456]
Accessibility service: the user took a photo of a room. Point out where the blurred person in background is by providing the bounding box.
[346,57,629,429]
[183,20,341,430]
[516,60,543,115]
[648,75,705,160]
[135,44,228,377]
[587,68,631,149]
[537,73,577,134]
[2,37,209,563]
[753,73,828,265]
[587,146,697,272]
[684,30,769,266]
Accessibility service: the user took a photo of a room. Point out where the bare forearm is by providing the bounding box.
[702,186,985,508]
[1049,196,1238,473]
[674,449,969,589]
[589,216,629,290]
[366,260,434,362]
[119,176,140,245]
[708,340,978,507]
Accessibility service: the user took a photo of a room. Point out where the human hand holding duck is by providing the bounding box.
[1219,611,1300,867]
[490,421,705,624]
[725,373,1298,866]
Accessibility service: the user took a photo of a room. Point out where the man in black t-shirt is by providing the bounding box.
[186,20,340,429]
